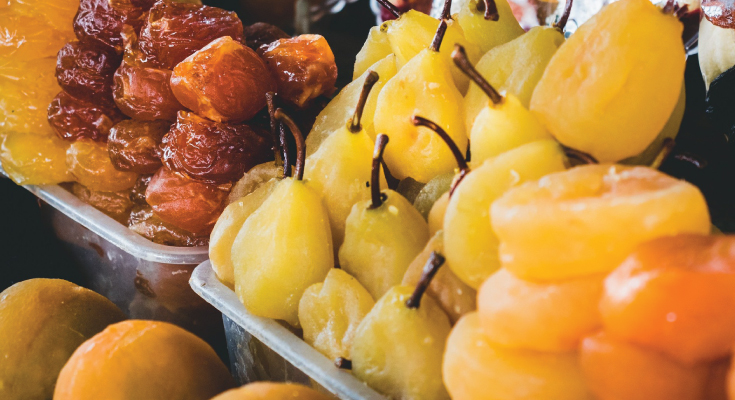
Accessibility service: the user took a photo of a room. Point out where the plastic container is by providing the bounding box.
[190,261,387,400]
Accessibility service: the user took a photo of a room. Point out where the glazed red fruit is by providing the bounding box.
[138,1,244,69]
[108,120,169,174]
[48,91,125,142]
[130,174,153,204]
[258,34,337,108]
[145,167,229,235]
[170,37,275,123]
[56,40,121,106]
[242,22,289,51]
[128,206,209,246]
[160,111,272,184]
[73,0,150,52]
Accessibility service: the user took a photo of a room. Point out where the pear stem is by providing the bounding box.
[335,357,352,370]
[350,71,380,133]
[440,0,453,20]
[452,44,502,105]
[266,92,284,173]
[561,145,598,165]
[553,0,573,31]
[480,0,499,20]
[430,19,448,53]
[650,138,676,170]
[278,124,292,177]
[275,109,305,181]
[406,252,445,309]
[412,115,469,196]
[375,0,401,18]
[370,134,390,209]
[381,160,400,190]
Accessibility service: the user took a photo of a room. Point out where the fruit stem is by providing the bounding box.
[650,138,676,170]
[412,115,469,196]
[406,252,445,309]
[440,0,453,20]
[370,134,390,209]
[562,145,598,165]
[430,19,448,53]
[266,92,284,174]
[553,0,573,31]
[375,0,401,18]
[382,160,401,190]
[275,109,305,181]
[350,71,380,133]
[478,0,499,20]
[452,44,502,105]
[279,123,292,177]
[335,357,353,370]
[661,0,686,15]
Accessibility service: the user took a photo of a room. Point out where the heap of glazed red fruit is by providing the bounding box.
[45,0,338,246]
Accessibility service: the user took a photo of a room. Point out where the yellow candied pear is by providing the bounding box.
[351,253,452,400]
[491,164,711,282]
[443,312,593,400]
[304,71,387,253]
[353,21,394,80]
[227,161,281,205]
[413,171,453,219]
[530,0,686,162]
[339,135,430,300]
[297,269,375,361]
[1,131,72,185]
[428,192,449,236]
[231,111,333,327]
[306,55,396,155]
[454,0,524,54]
[373,21,467,182]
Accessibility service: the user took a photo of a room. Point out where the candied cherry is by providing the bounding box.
[66,140,139,192]
[145,166,229,235]
[71,182,134,224]
[0,132,72,185]
[160,111,272,184]
[128,205,209,246]
[73,0,149,52]
[138,1,244,69]
[56,40,121,106]
[108,120,169,174]
[170,37,274,123]
[259,35,337,108]
[242,22,289,51]
[48,91,125,142]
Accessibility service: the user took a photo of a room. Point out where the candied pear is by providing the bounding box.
[413,171,453,219]
[339,135,430,300]
[231,111,333,327]
[428,192,449,236]
[455,0,524,54]
[298,269,375,361]
[351,253,452,400]
[353,22,394,80]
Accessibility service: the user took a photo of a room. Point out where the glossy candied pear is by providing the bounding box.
[455,0,524,54]
[443,312,593,400]
[413,171,453,219]
[339,190,430,300]
[428,192,449,236]
[465,26,563,131]
[600,234,735,365]
[353,22,394,80]
[698,17,735,91]
[478,269,603,352]
[66,140,138,192]
[227,161,282,205]
[232,179,333,327]
[444,140,567,289]
[373,50,467,182]
[530,0,685,162]
[491,164,711,281]
[298,269,375,360]
[210,179,278,288]
[352,285,451,400]
[402,231,476,324]
[0,132,72,185]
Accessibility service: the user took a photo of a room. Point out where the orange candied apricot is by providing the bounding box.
[212,382,333,400]
[0,57,61,136]
[66,140,138,192]
[0,9,74,63]
[0,131,72,185]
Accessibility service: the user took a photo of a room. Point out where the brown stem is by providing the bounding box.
[370,134,390,209]
[430,19,448,53]
[650,138,676,170]
[562,145,598,165]
[553,0,573,31]
[335,357,352,370]
[375,0,401,18]
[381,160,400,190]
[479,0,499,20]
[278,123,292,178]
[440,0,453,20]
[452,44,502,105]
[266,92,284,172]
[350,71,380,133]
[412,115,469,196]
[406,252,445,309]
[275,109,305,181]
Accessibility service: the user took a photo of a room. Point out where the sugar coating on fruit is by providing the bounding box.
[108,120,169,174]
[48,91,124,142]
[1,132,72,185]
[128,206,209,247]
[55,40,121,106]
[66,140,138,192]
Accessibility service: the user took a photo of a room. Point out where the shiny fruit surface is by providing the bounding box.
[353,23,393,80]
[113,59,183,121]
[0,58,62,136]
[71,183,134,224]
[66,139,138,192]
[107,119,169,174]
[455,0,524,54]
[128,206,209,246]
[48,91,124,142]
[73,0,148,52]
[211,382,332,400]
[226,161,281,205]
[0,132,72,185]
[0,9,74,62]
[55,40,120,106]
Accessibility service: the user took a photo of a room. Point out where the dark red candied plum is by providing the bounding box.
[130,174,153,204]
[242,22,289,51]
[71,182,134,224]
[138,1,244,69]
[128,205,209,246]
[56,40,121,106]
[48,91,126,142]
[108,120,169,174]
[73,0,150,52]
[160,111,272,184]
[145,166,230,235]
[258,34,337,108]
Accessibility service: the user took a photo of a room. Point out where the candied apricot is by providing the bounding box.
[600,234,735,365]
[170,37,275,123]
[48,91,125,142]
[66,140,138,192]
[71,182,134,224]
[130,174,153,204]
[0,132,72,185]
[9,0,79,32]
[259,35,337,108]
[56,40,121,106]
[242,22,289,51]
[145,167,229,234]
[128,206,208,246]
[73,0,149,52]
[108,120,169,174]
[0,58,61,136]
[161,111,271,184]
[0,9,74,62]
[138,1,244,69]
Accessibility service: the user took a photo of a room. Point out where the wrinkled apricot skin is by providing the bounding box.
[171,37,275,123]
[56,40,121,106]
[107,120,168,174]
[600,234,735,365]
[145,167,229,235]
[73,0,149,52]
[0,9,75,62]
[66,140,138,192]
[48,91,125,142]
[0,132,72,185]
[259,35,337,108]
[128,206,209,246]
[160,111,271,184]
[242,22,289,51]
[71,183,134,224]
[113,60,183,121]
[139,1,244,69]
[8,0,79,32]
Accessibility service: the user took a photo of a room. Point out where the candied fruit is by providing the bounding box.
[9,0,79,32]
[128,206,208,246]
[145,166,229,234]
[66,139,138,191]
[130,174,153,204]
[0,58,61,136]
[242,22,288,51]
[73,0,149,52]
[160,111,272,184]
[0,9,74,62]
[0,131,72,185]
[108,120,168,174]
[71,182,134,224]
[56,40,121,106]
[170,37,275,123]
[48,91,125,142]
[259,35,337,108]
[600,234,735,365]
[113,60,183,121]
[138,1,244,69]
[226,161,280,205]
